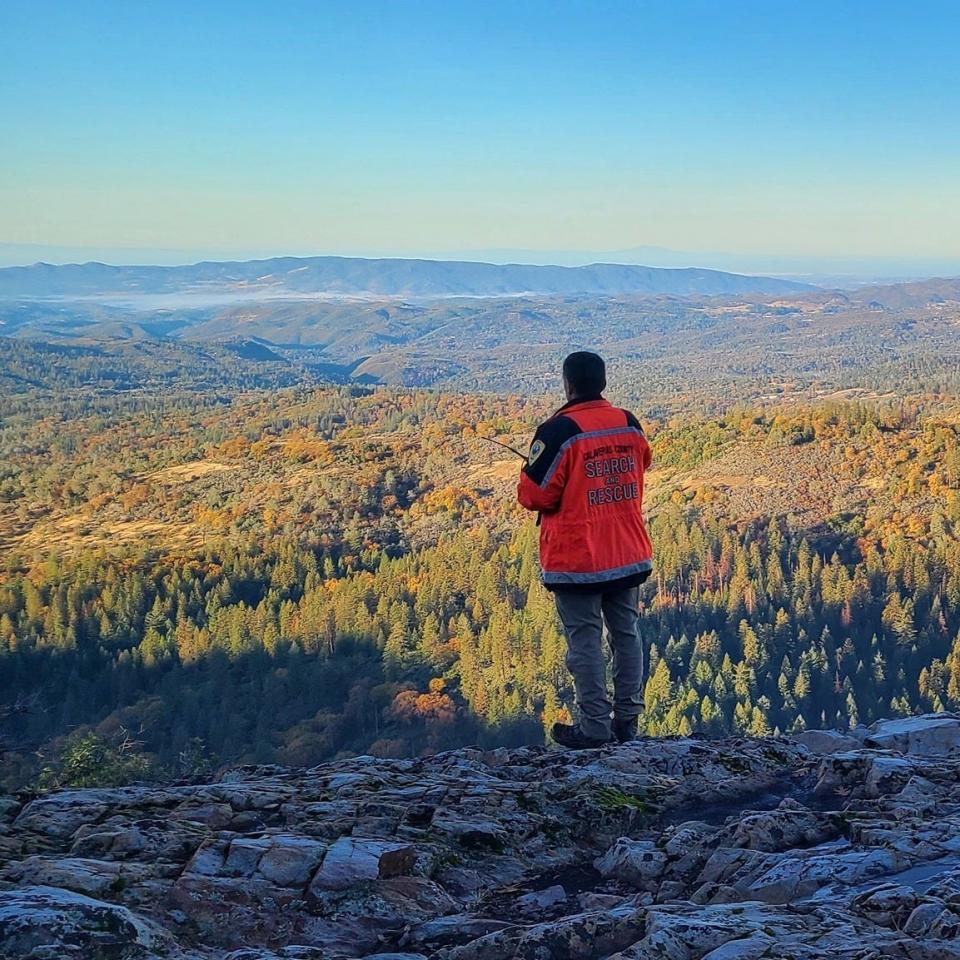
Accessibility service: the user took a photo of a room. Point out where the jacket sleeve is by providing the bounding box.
[625,410,653,470]
[516,416,579,513]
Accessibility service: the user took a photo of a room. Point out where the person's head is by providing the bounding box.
[562,351,606,401]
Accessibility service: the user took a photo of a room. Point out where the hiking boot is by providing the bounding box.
[612,716,640,743]
[551,722,612,750]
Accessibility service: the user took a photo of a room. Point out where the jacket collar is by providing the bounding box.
[555,394,609,415]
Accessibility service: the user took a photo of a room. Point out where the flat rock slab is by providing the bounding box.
[309,837,416,891]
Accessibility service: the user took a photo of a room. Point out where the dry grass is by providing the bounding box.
[14,514,204,554]
[149,461,232,484]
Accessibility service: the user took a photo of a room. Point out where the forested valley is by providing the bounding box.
[4,372,960,791]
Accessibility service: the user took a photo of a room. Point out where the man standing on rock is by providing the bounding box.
[518,351,653,749]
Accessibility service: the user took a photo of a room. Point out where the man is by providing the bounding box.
[517,351,653,749]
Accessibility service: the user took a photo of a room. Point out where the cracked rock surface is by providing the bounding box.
[3,713,960,958]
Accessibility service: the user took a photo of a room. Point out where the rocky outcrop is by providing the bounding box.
[2,713,960,958]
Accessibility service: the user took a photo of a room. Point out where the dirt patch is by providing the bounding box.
[466,459,520,485]
[149,461,232,484]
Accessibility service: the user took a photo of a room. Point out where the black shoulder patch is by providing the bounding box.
[623,410,645,434]
[523,415,581,485]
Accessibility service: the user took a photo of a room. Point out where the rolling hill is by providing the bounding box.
[0,255,815,299]
[3,276,960,411]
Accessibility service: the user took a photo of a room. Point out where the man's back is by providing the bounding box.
[517,396,652,592]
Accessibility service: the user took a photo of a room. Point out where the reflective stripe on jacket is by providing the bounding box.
[517,397,653,591]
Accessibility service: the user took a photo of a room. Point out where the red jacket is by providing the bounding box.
[517,397,653,592]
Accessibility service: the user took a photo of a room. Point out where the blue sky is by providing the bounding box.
[1,1,958,266]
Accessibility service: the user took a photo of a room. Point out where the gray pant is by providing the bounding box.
[553,586,644,740]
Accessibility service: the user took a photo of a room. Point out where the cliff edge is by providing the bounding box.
[3,714,960,959]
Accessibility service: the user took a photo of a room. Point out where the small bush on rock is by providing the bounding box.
[37,730,153,790]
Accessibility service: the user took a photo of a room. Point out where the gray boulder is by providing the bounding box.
[863,713,960,756]
[791,728,863,754]
[595,838,669,886]
[0,885,181,959]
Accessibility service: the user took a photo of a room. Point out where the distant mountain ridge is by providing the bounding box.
[0,255,815,299]
[851,277,960,310]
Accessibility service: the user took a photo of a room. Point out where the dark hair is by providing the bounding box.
[562,351,606,396]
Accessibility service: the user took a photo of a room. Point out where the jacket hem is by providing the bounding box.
[541,558,653,585]
[545,569,652,594]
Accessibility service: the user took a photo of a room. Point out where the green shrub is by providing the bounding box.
[37,731,153,791]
